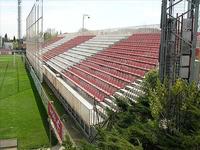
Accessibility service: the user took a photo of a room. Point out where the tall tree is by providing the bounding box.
[4,33,8,42]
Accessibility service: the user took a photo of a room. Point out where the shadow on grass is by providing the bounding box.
[25,68,57,146]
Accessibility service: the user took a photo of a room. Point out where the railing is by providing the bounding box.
[25,57,67,144]
[28,62,49,110]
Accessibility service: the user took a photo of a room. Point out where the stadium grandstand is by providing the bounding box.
[26,26,161,137]
[26,22,200,137]
[1,0,199,148]
[24,0,200,142]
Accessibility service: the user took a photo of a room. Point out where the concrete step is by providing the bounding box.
[72,47,99,53]
[90,39,120,42]
[125,85,143,95]
[59,54,80,64]
[86,41,115,45]
[94,36,127,39]
[77,45,104,51]
[99,101,111,110]
[66,51,86,59]
[114,91,124,97]
[81,43,109,48]
[70,50,94,56]
[50,58,67,69]
[104,98,117,109]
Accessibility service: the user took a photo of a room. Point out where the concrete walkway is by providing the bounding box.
[62,114,87,145]
[0,138,17,150]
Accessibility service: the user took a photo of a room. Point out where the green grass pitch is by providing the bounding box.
[0,55,49,149]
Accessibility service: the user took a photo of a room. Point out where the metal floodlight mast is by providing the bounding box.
[18,0,22,40]
[159,0,200,85]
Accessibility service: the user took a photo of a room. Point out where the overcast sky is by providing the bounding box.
[0,0,161,38]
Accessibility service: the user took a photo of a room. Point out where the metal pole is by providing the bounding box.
[82,14,90,32]
[187,0,192,18]
[37,2,39,78]
[48,118,52,149]
[42,0,43,36]
[13,52,16,66]
[159,0,168,82]
[82,15,85,31]
[18,0,22,40]
[34,5,36,73]
[40,0,44,82]
[169,0,174,17]
[189,0,200,82]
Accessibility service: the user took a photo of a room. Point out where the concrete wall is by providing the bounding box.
[43,65,99,126]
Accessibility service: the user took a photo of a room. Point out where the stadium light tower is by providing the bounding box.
[82,14,90,32]
[18,0,22,40]
[159,0,200,85]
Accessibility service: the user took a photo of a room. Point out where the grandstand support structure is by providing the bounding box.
[159,0,200,84]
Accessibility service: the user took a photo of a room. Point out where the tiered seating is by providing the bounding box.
[115,79,143,102]
[63,33,160,103]
[46,34,129,73]
[43,35,95,61]
[42,36,63,48]
[41,35,77,54]
[113,33,160,102]
[27,35,77,71]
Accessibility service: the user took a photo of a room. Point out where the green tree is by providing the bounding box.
[13,41,19,49]
[43,28,58,42]
[62,135,76,150]
[4,33,8,42]
[90,69,200,150]
[13,36,16,41]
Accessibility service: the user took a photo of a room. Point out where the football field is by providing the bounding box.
[0,55,49,149]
